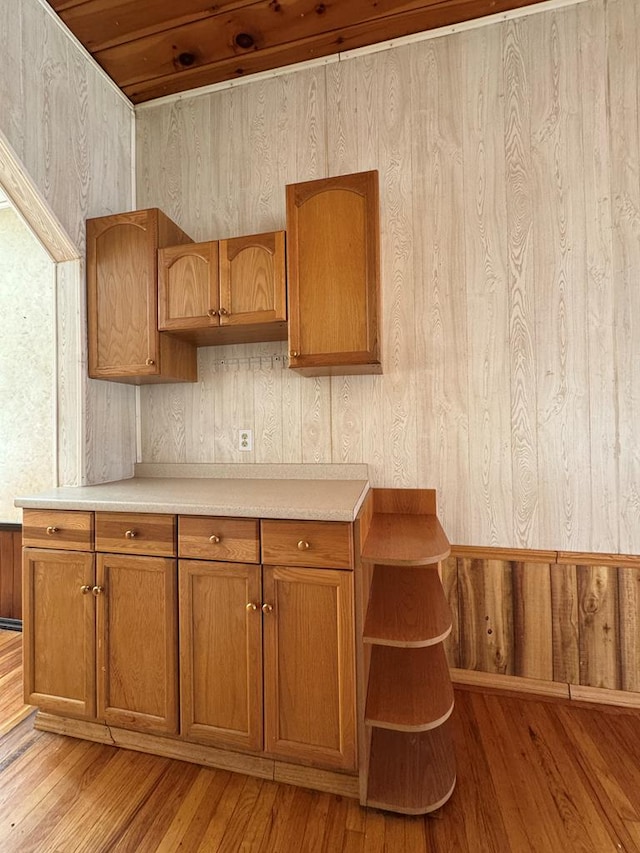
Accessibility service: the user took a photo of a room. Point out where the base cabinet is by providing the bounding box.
[97,553,178,735]
[23,546,178,734]
[263,565,356,771]
[23,547,96,719]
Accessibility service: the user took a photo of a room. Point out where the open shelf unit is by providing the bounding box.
[358,488,455,815]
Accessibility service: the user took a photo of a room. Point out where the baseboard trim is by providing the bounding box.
[0,618,22,632]
[451,668,640,709]
[34,712,360,798]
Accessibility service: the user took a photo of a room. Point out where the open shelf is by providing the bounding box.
[363,564,452,647]
[365,644,454,731]
[361,513,450,566]
[366,724,456,815]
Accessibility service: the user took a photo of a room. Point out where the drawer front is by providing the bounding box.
[179,516,259,563]
[95,512,176,556]
[22,509,94,551]
[261,520,353,569]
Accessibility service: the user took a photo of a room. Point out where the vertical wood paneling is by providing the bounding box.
[618,566,640,692]
[378,47,417,488]
[0,528,21,621]
[512,561,553,680]
[458,558,514,675]
[503,19,539,548]
[440,556,460,668]
[411,35,470,525]
[550,563,580,683]
[577,564,620,690]
[529,10,591,550]
[134,1,640,558]
[607,0,640,556]
[578,0,617,553]
[2,0,135,497]
[462,25,512,546]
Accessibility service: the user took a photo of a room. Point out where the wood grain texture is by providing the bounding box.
[135,1,638,557]
[0,529,21,622]
[0,0,135,497]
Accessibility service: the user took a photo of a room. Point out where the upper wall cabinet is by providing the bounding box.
[158,231,287,347]
[286,170,382,377]
[87,208,197,385]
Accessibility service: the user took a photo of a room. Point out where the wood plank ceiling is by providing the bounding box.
[48,0,549,104]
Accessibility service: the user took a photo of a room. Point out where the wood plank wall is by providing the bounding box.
[0,527,21,622]
[0,0,136,491]
[442,547,640,702]
[135,0,639,557]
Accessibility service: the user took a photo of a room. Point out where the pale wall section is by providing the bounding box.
[0,0,137,488]
[135,0,632,554]
[0,207,54,521]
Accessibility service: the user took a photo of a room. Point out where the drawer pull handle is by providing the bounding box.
[246,602,258,612]
[46,526,59,535]
[261,603,273,614]
[297,540,310,551]
[92,586,104,596]
[125,529,137,539]
[209,534,221,544]
[80,585,92,595]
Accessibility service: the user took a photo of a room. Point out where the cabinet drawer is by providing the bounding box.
[22,509,94,551]
[179,516,259,563]
[95,512,176,556]
[261,520,353,569]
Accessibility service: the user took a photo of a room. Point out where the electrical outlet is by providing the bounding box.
[238,429,253,452]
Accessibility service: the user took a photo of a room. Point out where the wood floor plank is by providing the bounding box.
[1,631,640,852]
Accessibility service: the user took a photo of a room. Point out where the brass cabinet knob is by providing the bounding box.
[207,308,218,317]
[145,358,155,366]
[125,529,137,539]
[80,585,92,595]
[92,586,104,596]
[261,603,273,613]
[209,534,221,544]
[297,540,310,551]
[246,602,258,612]
[218,307,228,316]
[46,526,59,535]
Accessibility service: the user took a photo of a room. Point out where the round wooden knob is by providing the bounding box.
[125,529,137,539]
[261,603,273,613]
[246,602,258,611]
[289,351,299,359]
[80,585,92,595]
[92,586,104,596]
[297,540,310,551]
[209,534,221,544]
[207,308,218,317]
[46,526,59,535]
[145,358,155,366]
[218,307,228,316]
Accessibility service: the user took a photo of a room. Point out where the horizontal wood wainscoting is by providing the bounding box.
[442,546,640,707]
[0,525,21,626]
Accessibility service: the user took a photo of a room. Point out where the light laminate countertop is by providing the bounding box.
[14,464,370,522]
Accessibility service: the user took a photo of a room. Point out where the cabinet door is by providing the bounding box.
[263,565,356,771]
[87,208,196,384]
[219,231,286,327]
[286,171,381,376]
[179,560,262,751]
[22,548,96,719]
[158,241,220,331]
[96,553,178,734]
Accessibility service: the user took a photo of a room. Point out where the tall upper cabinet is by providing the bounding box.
[86,208,197,384]
[286,170,382,377]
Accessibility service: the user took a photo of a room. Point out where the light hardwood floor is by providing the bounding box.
[1,628,640,852]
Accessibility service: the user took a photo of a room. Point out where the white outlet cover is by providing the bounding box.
[238,429,253,451]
